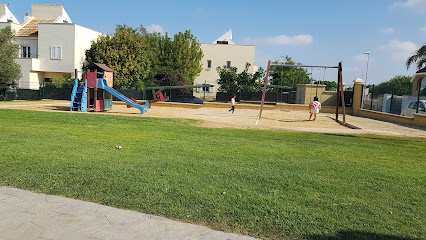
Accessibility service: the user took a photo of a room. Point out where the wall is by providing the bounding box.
[16,37,38,57]
[358,109,426,128]
[32,5,63,20]
[16,58,40,89]
[74,24,103,78]
[296,84,340,106]
[38,23,76,73]
[0,22,22,35]
[194,44,255,98]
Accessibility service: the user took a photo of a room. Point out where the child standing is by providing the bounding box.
[309,96,321,121]
[229,95,236,113]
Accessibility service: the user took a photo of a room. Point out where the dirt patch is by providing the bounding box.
[1,100,425,138]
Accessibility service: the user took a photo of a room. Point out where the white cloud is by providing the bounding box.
[146,24,165,35]
[377,40,418,61]
[420,26,426,32]
[390,0,426,11]
[245,34,313,46]
[379,27,395,34]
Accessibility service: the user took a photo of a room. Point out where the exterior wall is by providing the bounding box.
[358,109,426,128]
[0,22,22,34]
[74,25,103,78]
[296,84,328,105]
[0,4,20,24]
[32,5,64,20]
[38,23,76,74]
[194,44,255,98]
[16,37,38,58]
[16,58,40,89]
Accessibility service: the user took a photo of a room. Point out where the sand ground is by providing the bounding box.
[1,100,425,138]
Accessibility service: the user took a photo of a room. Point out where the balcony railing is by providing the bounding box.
[19,54,38,59]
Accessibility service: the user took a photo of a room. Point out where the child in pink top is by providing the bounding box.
[309,97,321,121]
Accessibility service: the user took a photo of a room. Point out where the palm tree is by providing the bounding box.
[406,44,426,70]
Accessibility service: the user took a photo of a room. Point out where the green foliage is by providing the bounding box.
[85,25,149,90]
[216,63,264,93]
[0,27,21,84]
[406,43,426,70]
[85,25,203,90]
[314,80,337,91]
[44,74,74,88]
[270,56,310,89]
[370,75,412,96]
[0,109,425,240]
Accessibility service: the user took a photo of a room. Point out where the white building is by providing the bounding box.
[194,30,256,98]
[0,4,103,89]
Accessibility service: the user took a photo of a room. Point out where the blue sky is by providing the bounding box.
[4,0,426,86]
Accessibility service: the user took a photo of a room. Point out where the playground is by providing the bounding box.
[1,100,425,138]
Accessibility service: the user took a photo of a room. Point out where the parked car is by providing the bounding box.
[401,100,426,117]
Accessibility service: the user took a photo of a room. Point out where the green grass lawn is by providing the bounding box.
[0,109,424,240]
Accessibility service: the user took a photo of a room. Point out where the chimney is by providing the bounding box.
[24,13,31,22]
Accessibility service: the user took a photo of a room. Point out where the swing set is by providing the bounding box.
[256,60,346,125]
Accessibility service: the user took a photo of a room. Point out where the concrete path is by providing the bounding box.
[0,187,258,240]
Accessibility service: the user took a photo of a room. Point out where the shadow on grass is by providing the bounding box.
[306,230,421,240]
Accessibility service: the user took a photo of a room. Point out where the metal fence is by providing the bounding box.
[363,81,426,115]
[216,90,296,103]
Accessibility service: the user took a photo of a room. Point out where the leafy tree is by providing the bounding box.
[0,27,21,84]
[217,63,264,93]
[371,75,412,96]
[85,25,149,90]
[313,80,337,91]
[144,29,203,86]
[85,26,203,90]
[270,56,310,90]
[406,43,426,70]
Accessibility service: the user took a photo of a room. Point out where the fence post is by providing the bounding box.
[416,78,422,114]
[370,84,374,110]
[390,85,394,114]
[352,78,365,116]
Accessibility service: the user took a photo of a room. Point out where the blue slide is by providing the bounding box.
[97,79,150,114]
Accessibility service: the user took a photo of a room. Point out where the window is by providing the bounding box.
[202,85,214,93]
[50,45,62,60]
[207,60,212,69]
[226,61,231,68]
[22,46,31,58]
[419,102,425,111]
[408,102,416,109]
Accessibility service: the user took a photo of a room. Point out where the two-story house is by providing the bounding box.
[0,4,103,89]
[193,30,257,98]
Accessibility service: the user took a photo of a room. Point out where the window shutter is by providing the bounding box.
[56,46,62,59]
[50,46,55,59]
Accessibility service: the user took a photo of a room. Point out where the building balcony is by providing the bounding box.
[16,57,40,71]
[18,54,38,59]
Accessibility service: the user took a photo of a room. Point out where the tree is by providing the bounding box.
[145,29,203,86]
[216,63,264,93]
[270,56,310,90]
[85,25,149,90]
[313,80,337,91]
[85,26,203,90]
[373,75,412,96]
[0,27,21,84]
[406,43,426,70]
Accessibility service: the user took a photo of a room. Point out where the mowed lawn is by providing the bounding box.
[0,109,424,240]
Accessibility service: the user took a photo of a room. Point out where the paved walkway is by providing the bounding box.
[0,187,258,240]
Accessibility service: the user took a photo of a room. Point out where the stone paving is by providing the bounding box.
[0,187,258,240]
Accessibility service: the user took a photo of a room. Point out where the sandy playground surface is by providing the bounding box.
[1,100,425,138]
